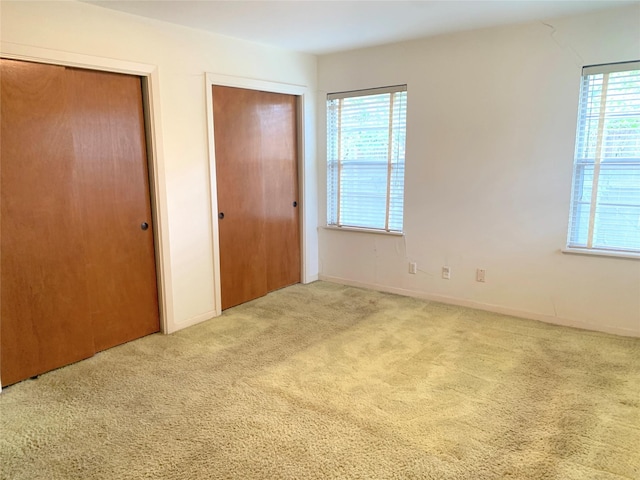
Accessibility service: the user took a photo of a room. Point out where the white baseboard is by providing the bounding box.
[304,274,319,284]
[166,309,218,334]
[165,275,319,334]
[318,275,639,338]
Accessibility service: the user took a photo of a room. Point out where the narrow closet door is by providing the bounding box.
[67,68,160,352]
[0,59,94,386]
[261,93,300,292]
[213,86,269,310]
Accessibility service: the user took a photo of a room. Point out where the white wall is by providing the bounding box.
[317,5,640,336]
[0,1,318,333]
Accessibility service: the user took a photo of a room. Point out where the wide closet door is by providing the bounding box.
[0,59,159,386]
[212,86,300,310]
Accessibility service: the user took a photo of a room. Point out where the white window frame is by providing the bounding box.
[326,85,407,234]
[565,61,640,259]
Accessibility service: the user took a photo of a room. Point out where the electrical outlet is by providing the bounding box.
[409,262,417,274]
[476,269,486,282]
[442,266,451,280]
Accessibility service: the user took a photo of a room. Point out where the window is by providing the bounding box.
[567,61,640,255]
[327,85,407,233]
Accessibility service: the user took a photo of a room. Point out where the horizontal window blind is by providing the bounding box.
[567,61,640,254]
[327,86,407,233]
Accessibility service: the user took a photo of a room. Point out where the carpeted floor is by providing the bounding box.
[1,281,639,479]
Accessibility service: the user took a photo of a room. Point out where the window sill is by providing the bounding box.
[323,225,404,237]
[561,247,640,260]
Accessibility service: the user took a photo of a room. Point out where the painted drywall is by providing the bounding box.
[0,1,318,333]
[317,5,640,336]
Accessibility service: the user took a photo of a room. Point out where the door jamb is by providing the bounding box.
[205,73,310,316]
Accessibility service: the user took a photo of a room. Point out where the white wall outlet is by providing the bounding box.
[476,268,486,282]
[442,266,451,280]
[409,262,417,274]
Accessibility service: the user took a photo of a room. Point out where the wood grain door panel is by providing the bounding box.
[0,59,94,385]
[213,86,268,310]
[67,68,159,352]
[262,94,300,292]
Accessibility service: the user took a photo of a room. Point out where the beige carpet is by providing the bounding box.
[1,282,639,479]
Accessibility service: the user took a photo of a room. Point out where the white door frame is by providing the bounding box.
[205,73,312,315]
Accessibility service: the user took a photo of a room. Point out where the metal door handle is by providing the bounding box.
[218,212,225,219]
[293,201,298,207]
[141,222,149,231]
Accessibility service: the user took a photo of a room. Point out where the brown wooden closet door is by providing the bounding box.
[0,60,159,386]
[212,86,300,310]
[0,59,95,385]
[67,68,159,352]
[262,95,300,292]
[213,86,268,310]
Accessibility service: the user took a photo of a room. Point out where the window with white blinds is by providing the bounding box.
[567,62,640,255]
[327,85,407,233]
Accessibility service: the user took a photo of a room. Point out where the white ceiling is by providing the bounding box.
[86,0,637,55]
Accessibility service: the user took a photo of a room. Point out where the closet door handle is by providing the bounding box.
[140,222,149,231]
[293,201,298,207]
[218,212,225,219]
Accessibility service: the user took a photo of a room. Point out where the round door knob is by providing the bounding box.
[141,222,149,231]
[293,201,298,207]
[218,212,225,219]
